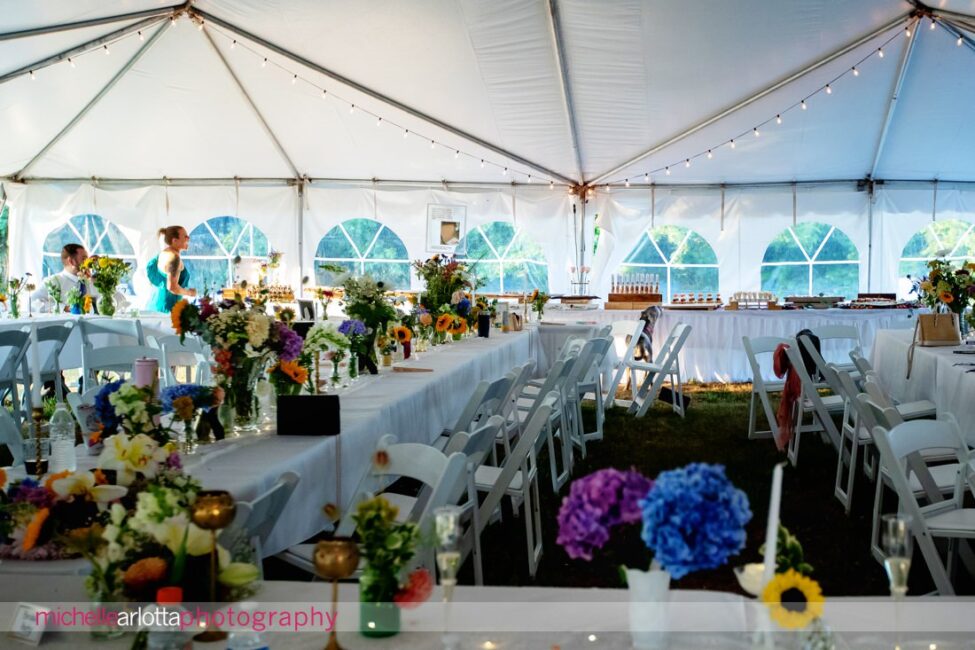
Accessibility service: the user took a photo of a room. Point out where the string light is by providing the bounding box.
[527,175,532,183]
[550,180,555,190]
[198,20,204,31]
[753,127,760,137]
[624,178,630,186]
[170,16,177,27]
[605,184,611,192]
[930,19,936,30]
[321,89,327,99]
[852,66,859,76]
[231,39,237,50]
[825,84,832,94]
[68,58,75,68]
[29,70,35,80]
[878,47,884,58]
[801,99,807,110]
[403,129,409,138]
[262,57,267,68]
[729,139,736,149]
[905,26,911,38]
[958,36,964,46]
[349,104,355,114]
[665,166,671,175]
[707,149,713,159]
[430,140,435,149]
[376,116,382,127]
[103,44,110,55]
[480,159,485,168]
[292,74,297,84]
[454,150,460,158]
[776,114,782,124]
[138,30,144,41]
[502,167,508,176]
[644,173,649,182]
[684,158,691,168]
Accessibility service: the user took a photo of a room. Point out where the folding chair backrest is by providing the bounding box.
[222,472,300,557]
[451,374,511,434]
[863,375,895,410]
[783,342,841,447]
[0,408,23,466]
[857,393,902,430]
[82,345,164,388]
[0,331,30,383]
[658,324,691,373]
[79,318,145,346]
[475,394,555,534]
[149,334,212,384]
[849,352,873,377]
[611,319,645,362]
[36,322,75,375]
[443,415,505,465]
[67,385,103,430]
[812,325,861,361]
[595,324,613,338]
[500,362,534,417]
[800,335,844,395]
[556,337,587,362]
[523,358,572,422]
[743,336,790,384]
[580,337,613,386]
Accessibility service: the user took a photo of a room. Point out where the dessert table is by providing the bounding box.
[5,578,974,649]
[870,329,975,447]
[545,307,919,382]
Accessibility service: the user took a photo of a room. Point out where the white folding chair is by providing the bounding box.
[36,322,75,399]
[148,334,213,385]
[605,320,647,409]
[862,372,937,422]
[742,336,790,441]
[872,420,975,595]
[496,362,535,460]
[221,472,300,563]
[443,415,505,585]
[444,374,512,437]
[829,367,877,513]
[628,323,691,418]
[570,336,613,448]
[517,358,575,493]
[279,439,467,576]
[810,325,861,374]
[474,394,556,578]
[0,408,24,467]
[0,331,33,430]
[781,343,844,465]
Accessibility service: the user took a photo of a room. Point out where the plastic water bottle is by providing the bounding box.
[146,587,192,650]
[226,602,269,650]
[47,403,76,473]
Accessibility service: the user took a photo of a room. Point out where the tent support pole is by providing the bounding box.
[13,21,170,180]
[588,10,916,185]
[867,181,874,292]
[0,14,176,86]
[869,18,920,178]
[201,27,301,178]
[546,0,585,183]
[189,7,578,186]
[0,4,185,42]
[297,180,305,286]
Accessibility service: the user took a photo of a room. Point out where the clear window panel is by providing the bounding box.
[651,225,686,262]
[762,229,806,263]
[671,267,719,295]
[314,260,357,286]
[816,228,858,262]
[761,264,808,297]
[812,263,859,299]
[623,233,666,265]
[342,219,383,254]
[481,222,516,253]
[316,226,357,259]
[362,261,410,289]
[369,227,409,260]
[793,222,831,258]
[183,259,230,295]
[672,232,718,264]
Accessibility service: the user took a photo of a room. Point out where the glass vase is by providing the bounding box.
[226,359,264,434]
[98,294,116,317]
[348,352,359,381]
[626,564,670,650]
[331,356,343,386]
[359,592,400,638]
[9,294,19,319]
[89,594,126,640]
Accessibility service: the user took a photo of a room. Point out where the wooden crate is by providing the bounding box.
[605,301,662,310]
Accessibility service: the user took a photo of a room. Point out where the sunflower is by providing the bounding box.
[170,299,188,333]
[448,318,467,335]
[274,360,309,384]
[435,313,453,333]
[762,569,824,629]
[393,326,412,343]
[83,295,93,313]
[939,291,954,304]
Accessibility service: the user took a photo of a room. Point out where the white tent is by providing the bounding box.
[2,0,975,301]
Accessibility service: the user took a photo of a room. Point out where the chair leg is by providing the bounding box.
[917,531,955,595]
[748,392,758,439]
[523,474,543,578]
[870,476,885,563]
[833,430,851,513]
[469,478,484,586]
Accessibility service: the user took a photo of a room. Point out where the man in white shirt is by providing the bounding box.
[31,243,94,311]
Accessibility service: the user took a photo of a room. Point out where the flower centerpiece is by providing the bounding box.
[172,297,304,432]
[338,319,367,379]
[341,275,397,374]
[65,287,84,314]
[7,274,31,319]
[391,324,413,359]
[269,360,308,396]
[529,289,549,321]
[558,464,751,648]
[415,309,434,350]
[80,256,131,317]
[160,384,224,447]
[352,496,433,637]
[304,322,350,388]
[45,276,63,313]
[911,258,975,315]
[413,255,473,313]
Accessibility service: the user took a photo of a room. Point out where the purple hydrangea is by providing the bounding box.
[164,452,182,470]
[640,463,751,579]
[338,319,366,337]
[274,321,304,362]
[557,468,654,561]
[8,479,56,508]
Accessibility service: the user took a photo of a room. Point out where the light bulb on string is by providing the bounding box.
[502,167,508,176]
[321,89,327,99]
[753,127,760,137]
[729,139,736,149]
[852,66,859,76]
[958,36,964,46]
[376,116,382,127]
[624,178,630,187]
[527,175,533,184]
[262,58,267,68]
[198,20,204,31]
[480,159,485,168]
[104,45,110,55]
[605,185,611,193]
[707,150,713,159]
[930,19,936,30]
[430,140,435,149]
[685,158,691,168]
[825,84,832,95]
[68,58,75,68]
[776,114,782,124]
[29,70,35,80]
[403,129,409,138]
[292,74,297,84]
[549,180,555,190]
[878,47,884,58]
[170,16,177,27]
[454,150,460,159]
[665,166,671,175]
[644,173,649,182]
[349,104,355,114]
[801,99,807,110]
[905,26,911,37]
[138,30,144,41]
[231,40,237,50]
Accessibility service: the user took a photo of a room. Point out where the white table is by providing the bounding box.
[6,578,974,649]
[546,307,919,382]
[184,330,536,556]
[871,329,975,447]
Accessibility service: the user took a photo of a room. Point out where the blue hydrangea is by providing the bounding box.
[640,463,752,580]
[161,384,209,412]
[93,379,125,431]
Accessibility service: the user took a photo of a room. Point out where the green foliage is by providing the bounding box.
[760,525,814,576]
[352,496,421,602]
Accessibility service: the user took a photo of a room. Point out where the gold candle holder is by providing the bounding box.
[313,538,359,650]
[31,407,45,479]
[190,490,237,643]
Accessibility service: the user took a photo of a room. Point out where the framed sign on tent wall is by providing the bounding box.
[427,204,467,254]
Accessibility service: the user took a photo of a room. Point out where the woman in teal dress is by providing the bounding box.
[147,225,196,312]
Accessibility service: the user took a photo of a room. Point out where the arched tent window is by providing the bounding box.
[899,220,975,295]
[314,218,410,288]
[761,222,859,299]
[183,216,269,293]
[457,221,549,293]
[43,214,137,292]
[617,225,718,302]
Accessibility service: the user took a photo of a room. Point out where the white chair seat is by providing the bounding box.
[475,465,523,492]
[757,380,785,392]
[382,492,418,523]
[908,463,963,493]
[896,400,937,420]
[627,361,664,373]
[803,394,845,411]
[926,509,975,536]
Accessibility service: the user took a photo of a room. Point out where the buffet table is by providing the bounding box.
[871,329,975,447]
[7,578,974,649]
[545,307,919,382]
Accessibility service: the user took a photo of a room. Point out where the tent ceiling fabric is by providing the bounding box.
[2,0,973,185]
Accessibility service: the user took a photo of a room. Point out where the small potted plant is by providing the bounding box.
[65,287,84,315]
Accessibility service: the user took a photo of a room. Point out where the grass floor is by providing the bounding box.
[267,383,971,596]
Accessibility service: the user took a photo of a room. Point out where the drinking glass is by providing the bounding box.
[882,514,913,598]
[434,506,462,650]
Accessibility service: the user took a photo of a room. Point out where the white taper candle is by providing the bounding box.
[761,462,784,589]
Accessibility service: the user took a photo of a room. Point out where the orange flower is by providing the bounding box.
[92,469,108,485]
[83,295,93,313]
[322,503,340,522]
[448,318,467,335]
[0,467,6,491]
[393,326,412,343]
[373,450,390,469]
[170,299,188,334]
[419,313,433,327]
[274,360,308,385]
[22,508,50,551]
[122,557,168,592]
[172,395,195,422]
[435,314,453,333]
[44,470,71,493]
[940,291,954,304]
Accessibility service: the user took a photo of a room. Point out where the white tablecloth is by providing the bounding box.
[871,329,975,447]
[546,307,919,382]
[186,330,536,555]
[8,578,975,649]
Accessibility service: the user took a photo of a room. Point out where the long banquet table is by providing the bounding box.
[871,328,975,447]
[180,328,537,556]
[10,578,975,649]
[545,306,919,382]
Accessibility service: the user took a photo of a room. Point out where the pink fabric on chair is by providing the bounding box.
[773,343,801,451]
